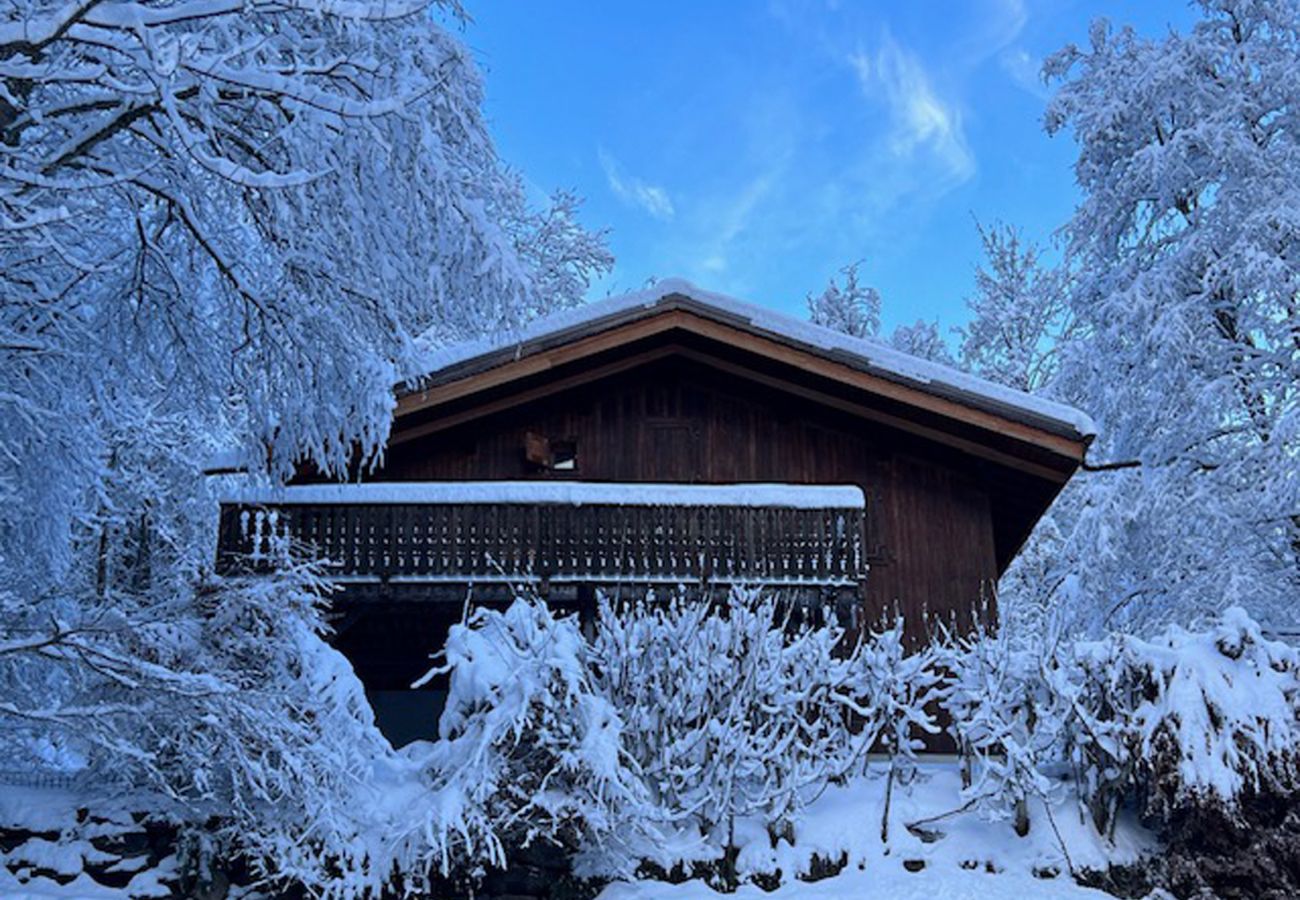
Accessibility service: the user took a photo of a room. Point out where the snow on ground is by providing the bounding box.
[0,783,177,899]
[602,761,1153,900]
[0,762,1154,899]
[0,868,177,900]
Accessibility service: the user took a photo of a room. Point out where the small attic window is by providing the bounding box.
[523,432,577,472]
[551,440,577,471]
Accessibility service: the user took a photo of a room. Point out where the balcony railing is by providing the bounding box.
[218,481,867,587]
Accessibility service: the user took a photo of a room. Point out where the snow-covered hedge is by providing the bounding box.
[378,589,944,886]
[1064,607,1300,833]
[250,599,1298,895]
[938,606,1300,840]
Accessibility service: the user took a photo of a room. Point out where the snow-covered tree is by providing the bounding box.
[889,318,956,365]
[0,0,610,889]
[1040,2,1300,634]
[807,262,881,338]
[809,263,956,363]
[958,221,1070,393]
[945,221,1080,641]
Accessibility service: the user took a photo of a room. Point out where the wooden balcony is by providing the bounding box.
[217,482,867,588]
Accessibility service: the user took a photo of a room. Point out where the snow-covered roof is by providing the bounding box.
[412,278,1095,441]
[223,481,866,509]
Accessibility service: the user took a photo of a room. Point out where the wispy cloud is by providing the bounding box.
[597,147,675,220]
[848,33,974,184]
[690,167,780,278]
[960,0,1027,60]
[999,46,1050,100]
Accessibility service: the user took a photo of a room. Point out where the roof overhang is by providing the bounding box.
[395,287,1092,482]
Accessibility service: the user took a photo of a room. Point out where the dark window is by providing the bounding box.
[551,439,577,471]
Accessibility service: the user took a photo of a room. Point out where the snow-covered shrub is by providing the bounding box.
[935,606,1300,844]
[591,589,940,866]
[412,598,654,879]
[593,589,857,850]
[937,619,1067,835]
[863,618,941,841]
[1063,606,1300,836]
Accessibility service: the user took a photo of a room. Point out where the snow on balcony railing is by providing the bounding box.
[220,481,865,509]
[218,481,868,587]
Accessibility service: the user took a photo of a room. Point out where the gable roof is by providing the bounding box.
[403,278,1094,446]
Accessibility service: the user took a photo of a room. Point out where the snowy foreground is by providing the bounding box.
[0,760,1149,899]
[0,783,175,899]
[598,762,1150,900]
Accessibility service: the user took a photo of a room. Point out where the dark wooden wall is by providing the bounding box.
[377,356,998,638]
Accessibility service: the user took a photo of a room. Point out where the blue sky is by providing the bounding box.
[462,1,1196,333]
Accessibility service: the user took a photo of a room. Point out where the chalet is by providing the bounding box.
[217,280,1093,745]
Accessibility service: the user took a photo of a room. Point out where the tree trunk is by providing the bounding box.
[881,761,895,844]
[1014,796,1030,837]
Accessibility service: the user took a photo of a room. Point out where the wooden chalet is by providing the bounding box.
[216,280,1093,745]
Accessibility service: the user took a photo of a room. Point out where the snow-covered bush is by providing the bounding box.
[411,598,655,879]
[593,590,855,850]
[591,589,940,865]
[935,604,1300,850]
[1063,606,1300,836]
[863,618,941,841]
[937,619,1067,836]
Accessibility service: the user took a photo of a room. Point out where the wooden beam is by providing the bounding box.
[669,349,1075,483]
[396,311,694,417]
[390,344,683,447]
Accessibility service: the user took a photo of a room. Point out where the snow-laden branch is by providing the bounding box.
[0,2,611,894]
[0,0,103,51]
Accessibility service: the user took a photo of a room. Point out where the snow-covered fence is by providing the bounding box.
[218,481,867,588]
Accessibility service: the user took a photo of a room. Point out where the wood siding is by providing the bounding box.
[376,356,1000,637]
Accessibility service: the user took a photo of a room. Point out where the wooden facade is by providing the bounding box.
[217,286,1090,745]
[380,357,1003,626]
